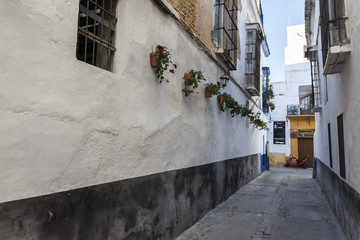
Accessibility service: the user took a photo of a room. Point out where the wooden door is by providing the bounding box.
[298,138,314,167]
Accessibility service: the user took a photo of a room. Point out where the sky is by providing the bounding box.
[261,0,306,82]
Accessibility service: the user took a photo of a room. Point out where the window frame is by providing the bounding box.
[76,0,118,71]
[213,0,239,68]
[245,23,263,96]
[337,114,346,179]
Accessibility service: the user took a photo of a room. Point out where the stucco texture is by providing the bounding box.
[0,0,266,203]
[269,152,286,166]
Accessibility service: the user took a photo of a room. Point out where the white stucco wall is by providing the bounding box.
[0,0,268,203]
[285,24,307,65]
[309,0,360,193]
[268,25,311,158]
[268,82,290,155]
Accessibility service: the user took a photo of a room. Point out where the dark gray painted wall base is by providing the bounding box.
[314,158,360,240]
[0,154,259,240]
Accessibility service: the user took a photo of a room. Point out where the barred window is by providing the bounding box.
[213,0,238,68]
[245,23,263,96]
[309,49,321,107]
[76,0,118,71]
[320,0,329,66]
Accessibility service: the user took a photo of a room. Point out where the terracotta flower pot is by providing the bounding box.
[218,94,225,105]
[236,108,241,115]
[150,52,160,68]
[205,89,213,98]
[184,72,195,86]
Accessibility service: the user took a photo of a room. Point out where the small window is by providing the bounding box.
[328,123,333,168]
[337,114,346,179]
[76,0,118,71]
[245,23,263,96]
[213,0,239,67]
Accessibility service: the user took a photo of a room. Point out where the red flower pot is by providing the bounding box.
[205,89,213,98]
[184,72,195,86]
[218,94,225,105]
[150,52,160,68]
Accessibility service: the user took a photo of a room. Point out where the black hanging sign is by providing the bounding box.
[274,121,286,144]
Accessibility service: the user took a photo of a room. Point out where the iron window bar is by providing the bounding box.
[76,0,117,71]
[320,0,329,66]
[213,0,239,64]
[309,49,321,108]
[245,23,262,95]
[327,17,350,47]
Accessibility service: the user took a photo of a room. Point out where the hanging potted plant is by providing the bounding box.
[182,70,206,97]
[150,52,160,68]
[218,94,225,106]
[226,98,240,118]
[184,72,195,86]
[240,106,253,117]
[218,93,230,112]
[150,45,176,83]
[204,82,221,98]
[235,106,242,115]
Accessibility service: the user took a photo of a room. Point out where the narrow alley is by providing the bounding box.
[2,0,360,239]
[176,167,346,240]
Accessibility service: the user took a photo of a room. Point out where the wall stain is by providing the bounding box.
[0,155,259,240]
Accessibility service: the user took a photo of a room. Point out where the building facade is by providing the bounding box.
[305,0,360,238]
[0,0,269,239]
[268,24,314,166]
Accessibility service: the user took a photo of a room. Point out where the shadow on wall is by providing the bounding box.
[0,154,260,240]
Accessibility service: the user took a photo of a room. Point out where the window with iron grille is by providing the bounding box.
[76,0,118,71]
[328,0,348,46]
[309,49,321,107]
[320,0,348,66]
[320,0,330,66]
[213,0,239,68]
[245,23,263,96]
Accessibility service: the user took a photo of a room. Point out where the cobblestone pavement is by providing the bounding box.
[176,167,347,240]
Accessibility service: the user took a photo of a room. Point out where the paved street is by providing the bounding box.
[176,167,347,240]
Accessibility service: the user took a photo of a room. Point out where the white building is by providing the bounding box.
[268,24,312,166]
[305,0,360,238]
[0,0,270,239]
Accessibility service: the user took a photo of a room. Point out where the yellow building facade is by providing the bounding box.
[287,115,315,160]
[270,115,315,166]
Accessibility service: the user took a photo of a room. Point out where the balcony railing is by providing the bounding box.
[323,17,351,75]
[287,104,315,116]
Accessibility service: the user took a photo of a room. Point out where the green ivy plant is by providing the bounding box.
[218,93,240,117]
[217,92,268,129]
[182,70,206,97]
[262,78,276,111]
[204,82,221,97]
[154,45,176,83]
[249,111,268,130]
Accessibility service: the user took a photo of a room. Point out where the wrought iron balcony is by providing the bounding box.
[323,17,351,75]
[287,104,315,116]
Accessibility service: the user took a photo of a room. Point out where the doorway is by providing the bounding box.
[298,138,314,167]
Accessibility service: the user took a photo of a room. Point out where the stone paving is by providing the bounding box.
[176,167,347,240]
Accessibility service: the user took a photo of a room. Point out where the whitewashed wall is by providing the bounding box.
[309,0,360,193]
[0,0,268,203]
[268,82,291,155]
